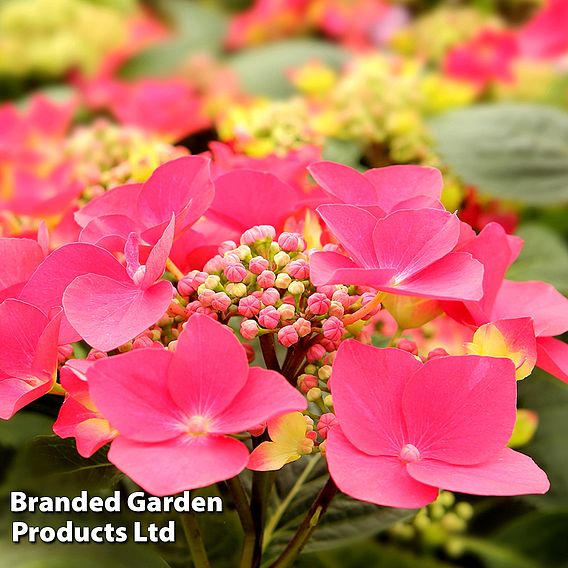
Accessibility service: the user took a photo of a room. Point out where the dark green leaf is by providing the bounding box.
[507,223,568,294]
[430,104,568,205]
[227,40,350,98]
[0,413,54,448]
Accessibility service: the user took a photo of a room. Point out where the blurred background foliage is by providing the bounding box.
[1,0,568,566]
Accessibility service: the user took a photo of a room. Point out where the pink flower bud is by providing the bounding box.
[307,293,331,315]
[317,285,336,299]
[277,303,295,321]
[185,300,201,316]
[257,270,276,288]
[278,232,302,252]
[322,243,341,253]
[167,340,178,352]
[328,301,345,318]
[258,306,280,329]
[297,373,318,393]
[198,288,216,307]
[241,225,276,245]
[87,349,108,361]
[222,253,241,267]
[261,287,280,306]
[331,290,352,307]
[249,256,269,274]
[218,240,237,255]
[132,335,155,350]
[320,338,340,352]
[278,325,299,347]
[293,317,312,337]
[178,271,208,297]
[427,347,449,360]
[317,413,337,439]
[224,263,248,283]
[306,430,317,441]
[307,343,326,362]
[286,259,309,279]
[238,295,261,317]
[195,306,218,319]
[397,339,418,356]
[203,255,225,273]
[240,319,259,339]
[211,292,232,312]
[323,316,344,342]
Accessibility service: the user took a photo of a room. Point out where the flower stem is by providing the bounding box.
[269,477,339,568]
[342,291,385,326]
[259,334,281,373]
[226,476,256,568]
[168,301,188,318]
[166,257,185,281]
[180,505,211,568]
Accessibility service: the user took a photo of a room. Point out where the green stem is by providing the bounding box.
[250,468,275,568]
[269,477,339,568]
[180,506,210,568]
[226,477,256,568]
[263,455,321,550]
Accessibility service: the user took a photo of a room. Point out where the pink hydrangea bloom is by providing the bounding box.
[53,359,117,457]
[87,314,306,495]
[0,237,45,302]
[311,204,483,301]
[0,299,61,419]
[326,341,549,508]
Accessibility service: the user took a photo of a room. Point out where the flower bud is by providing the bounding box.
[288,281,305,295]
[238,295,261,317]
[274,251,291,267]
[226,283,247,298]
[275,273,292,289]
[198,288,216,307]
[178,271,207,296]
[211,292,232,312]
[257,270,276,288]
[323,316,344,342]
[240,319,259,339]
[317,285,336,299]
[132,335,155,350]
[328,300,345,318]
[318,365,332,381]
[427,347,449,360]
[203,256,225,273]
[397,338,418,356]
[87,349,108,361]
[218,240,237,255]
[167,340,178,352]
[204,274,221,290]
[249,256,269,274]
[278,232,303,252]
[317,413,336,439]
[331,290,352,307]
[241,225,276,245]
[297,373,318,393]
[307,293,331,315]
[258,306,280,329]
[57,344,74,363]
[224,263,248,283]
[234,245,252,260]
[293,317,311,337]
[277,303,295,320]
[286,259,309,279]
[360,292,381,317]
[323,394,333,408]
[307,387,322,402]
[243,344,255,363]
[278,325,299,347]
[261,287,280,306]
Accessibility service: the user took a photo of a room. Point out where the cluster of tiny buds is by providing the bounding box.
[395,338,450,362]
[177,225,381,361]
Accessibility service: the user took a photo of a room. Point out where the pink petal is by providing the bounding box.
[364,165,443,213]
[108,434,249,495]
[309,250,395,287]
[372,209,460,279]
[87,348,182,442]
[137,156,213,229]
[63,275,173,351]
[141,214,175,288]
[167,314,249,417]
[493,280,568,337]
[308,161,380,206]
[390,252,484,301]
[536,337,568,384]
[317,204,379,268]
[20,243,129,344]
[79,214,139,251]
[209,170,299,232]
[326,426,438,508]
[0,237,44,301]
[332,341,422,456]
[74,184,141,228]
[0,378,53,420]
[403,355,517,465]
[212,367,306,433]
[407,448,549,496]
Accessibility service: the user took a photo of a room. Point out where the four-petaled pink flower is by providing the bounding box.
[311,204,483,301]
[87,314,306,495]
[326,341,549,508]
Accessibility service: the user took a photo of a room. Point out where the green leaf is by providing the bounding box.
[517,371,568,508]
[1,436,121,495]
[227,40,350,98]
[507,223,568,294]
[0,413,53,448]
[0,541,170,568]
[121,0,229,78]
[430,103,568,205]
